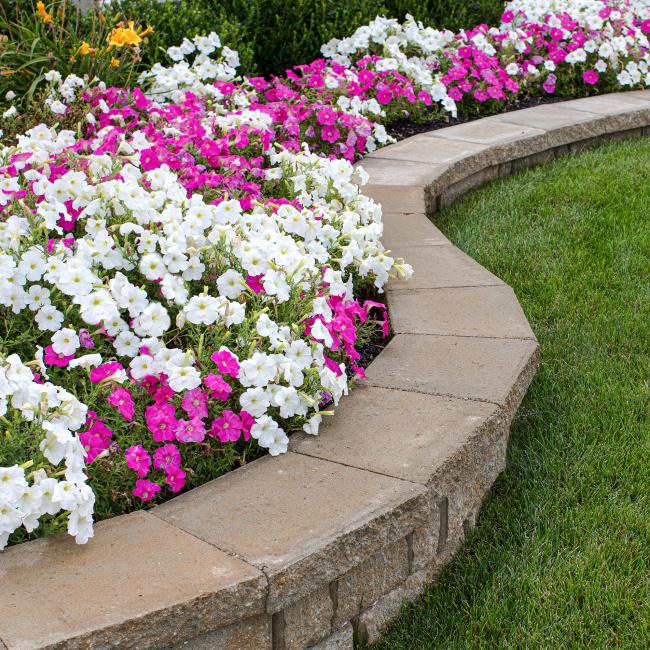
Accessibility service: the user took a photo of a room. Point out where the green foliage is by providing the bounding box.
[108,0,256,74]
[0,0,151,108]
[0,0,506,110]
[219,0,387,76]
[384,0,504,32]
[374,137,650,648]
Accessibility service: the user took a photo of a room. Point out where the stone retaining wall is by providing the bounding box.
[1,92,648,650]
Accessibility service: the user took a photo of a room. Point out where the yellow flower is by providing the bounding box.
[107,21,153,49]
[78,41,91,55]
[110,57,120,67]
[36,1,52,24]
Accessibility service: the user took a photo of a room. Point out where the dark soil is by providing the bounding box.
[387,94,572,141]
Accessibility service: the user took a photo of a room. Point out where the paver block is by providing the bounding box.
[617,89,650,102]
[362,184,427,213]
[154,452,426,612]
[356,570,430,645]
[333,538,409,626]
[0,512,267,650]
[369,135,487,165]
[382,212,449,248]
[494,106,650,148]
[388,285,536,340]
[358,158,445,186]
[278,586,333,650]
[559,92,650,115]
[172,615,272,650]
[491,103,601,129]
[437,165,500,208]
[365,333,539,407]
[307,622,353,650]
[292,385,499,485]
[387,244,503,291]
[431,118,545,145]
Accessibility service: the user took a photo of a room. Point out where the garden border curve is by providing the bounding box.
[1,91,649,650]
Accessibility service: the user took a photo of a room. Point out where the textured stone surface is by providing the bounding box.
[366,333,539,406]
[388,285,536,340]
[277,586,334,650]
[494,108,650,147]
[307,622,353,650]
[382,212,449,248]
[493,103,601,129]
[358,157,445,186]
[369,135,487,164]
[362,184,426,213]
[437,165,500,208]
[0,512,267,650]
[431,118,545,145]
[356,570,431,645]
[618,89,650,102]
[292,385,499,485]
[333,538,409,626]
[387,244,503,291]
[172,616,272,650]
[154,452,426,611]
[559,92,650,115]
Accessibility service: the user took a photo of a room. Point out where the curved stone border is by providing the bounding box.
[1,92,649,650]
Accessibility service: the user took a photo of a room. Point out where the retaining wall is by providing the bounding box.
[1,91,649,650]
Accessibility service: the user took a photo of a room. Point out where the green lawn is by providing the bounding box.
[373,138,650,649]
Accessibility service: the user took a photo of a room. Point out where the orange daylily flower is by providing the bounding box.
[36,1,52,24]
[107,21,153,49]
[78,41,93,56]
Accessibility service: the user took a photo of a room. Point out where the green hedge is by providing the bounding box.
[110,0,505,76]
[385,0,504,32]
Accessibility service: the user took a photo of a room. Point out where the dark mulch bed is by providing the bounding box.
[387,94,573,141]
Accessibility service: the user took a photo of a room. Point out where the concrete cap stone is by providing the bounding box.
[430,119,545,145]
[387,244,503,291]
[358,158,446,186]
[362,184,426,214]
[368,135,488,165]
[616,89,650,102]
[0,511,267,650]
[153,452,426,612]
[387,285,536,340]
[382,212,449,248]
[365,333,539,406]
[292,385,499,485]
[559,92,650,115]
[490,103,601,129]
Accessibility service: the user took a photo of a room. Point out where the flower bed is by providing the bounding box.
[0,0,649,551]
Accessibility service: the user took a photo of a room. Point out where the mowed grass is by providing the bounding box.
[373,138,650,649]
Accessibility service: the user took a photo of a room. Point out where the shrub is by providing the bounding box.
[107,0,256,74]
[384,0,504,31]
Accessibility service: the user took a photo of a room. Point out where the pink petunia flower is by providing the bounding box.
[203,373,233,401]
[107,387,135,421]
[153,444,181,472]
[43,345,74,368]
[210,349,240,378]
[89,362,124,383]
[164,466,186,493]
[132,479,161,502]
[125,445,151,477]
[181,388,208,419]
[209,410,242,443]
[176,417,206,443]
